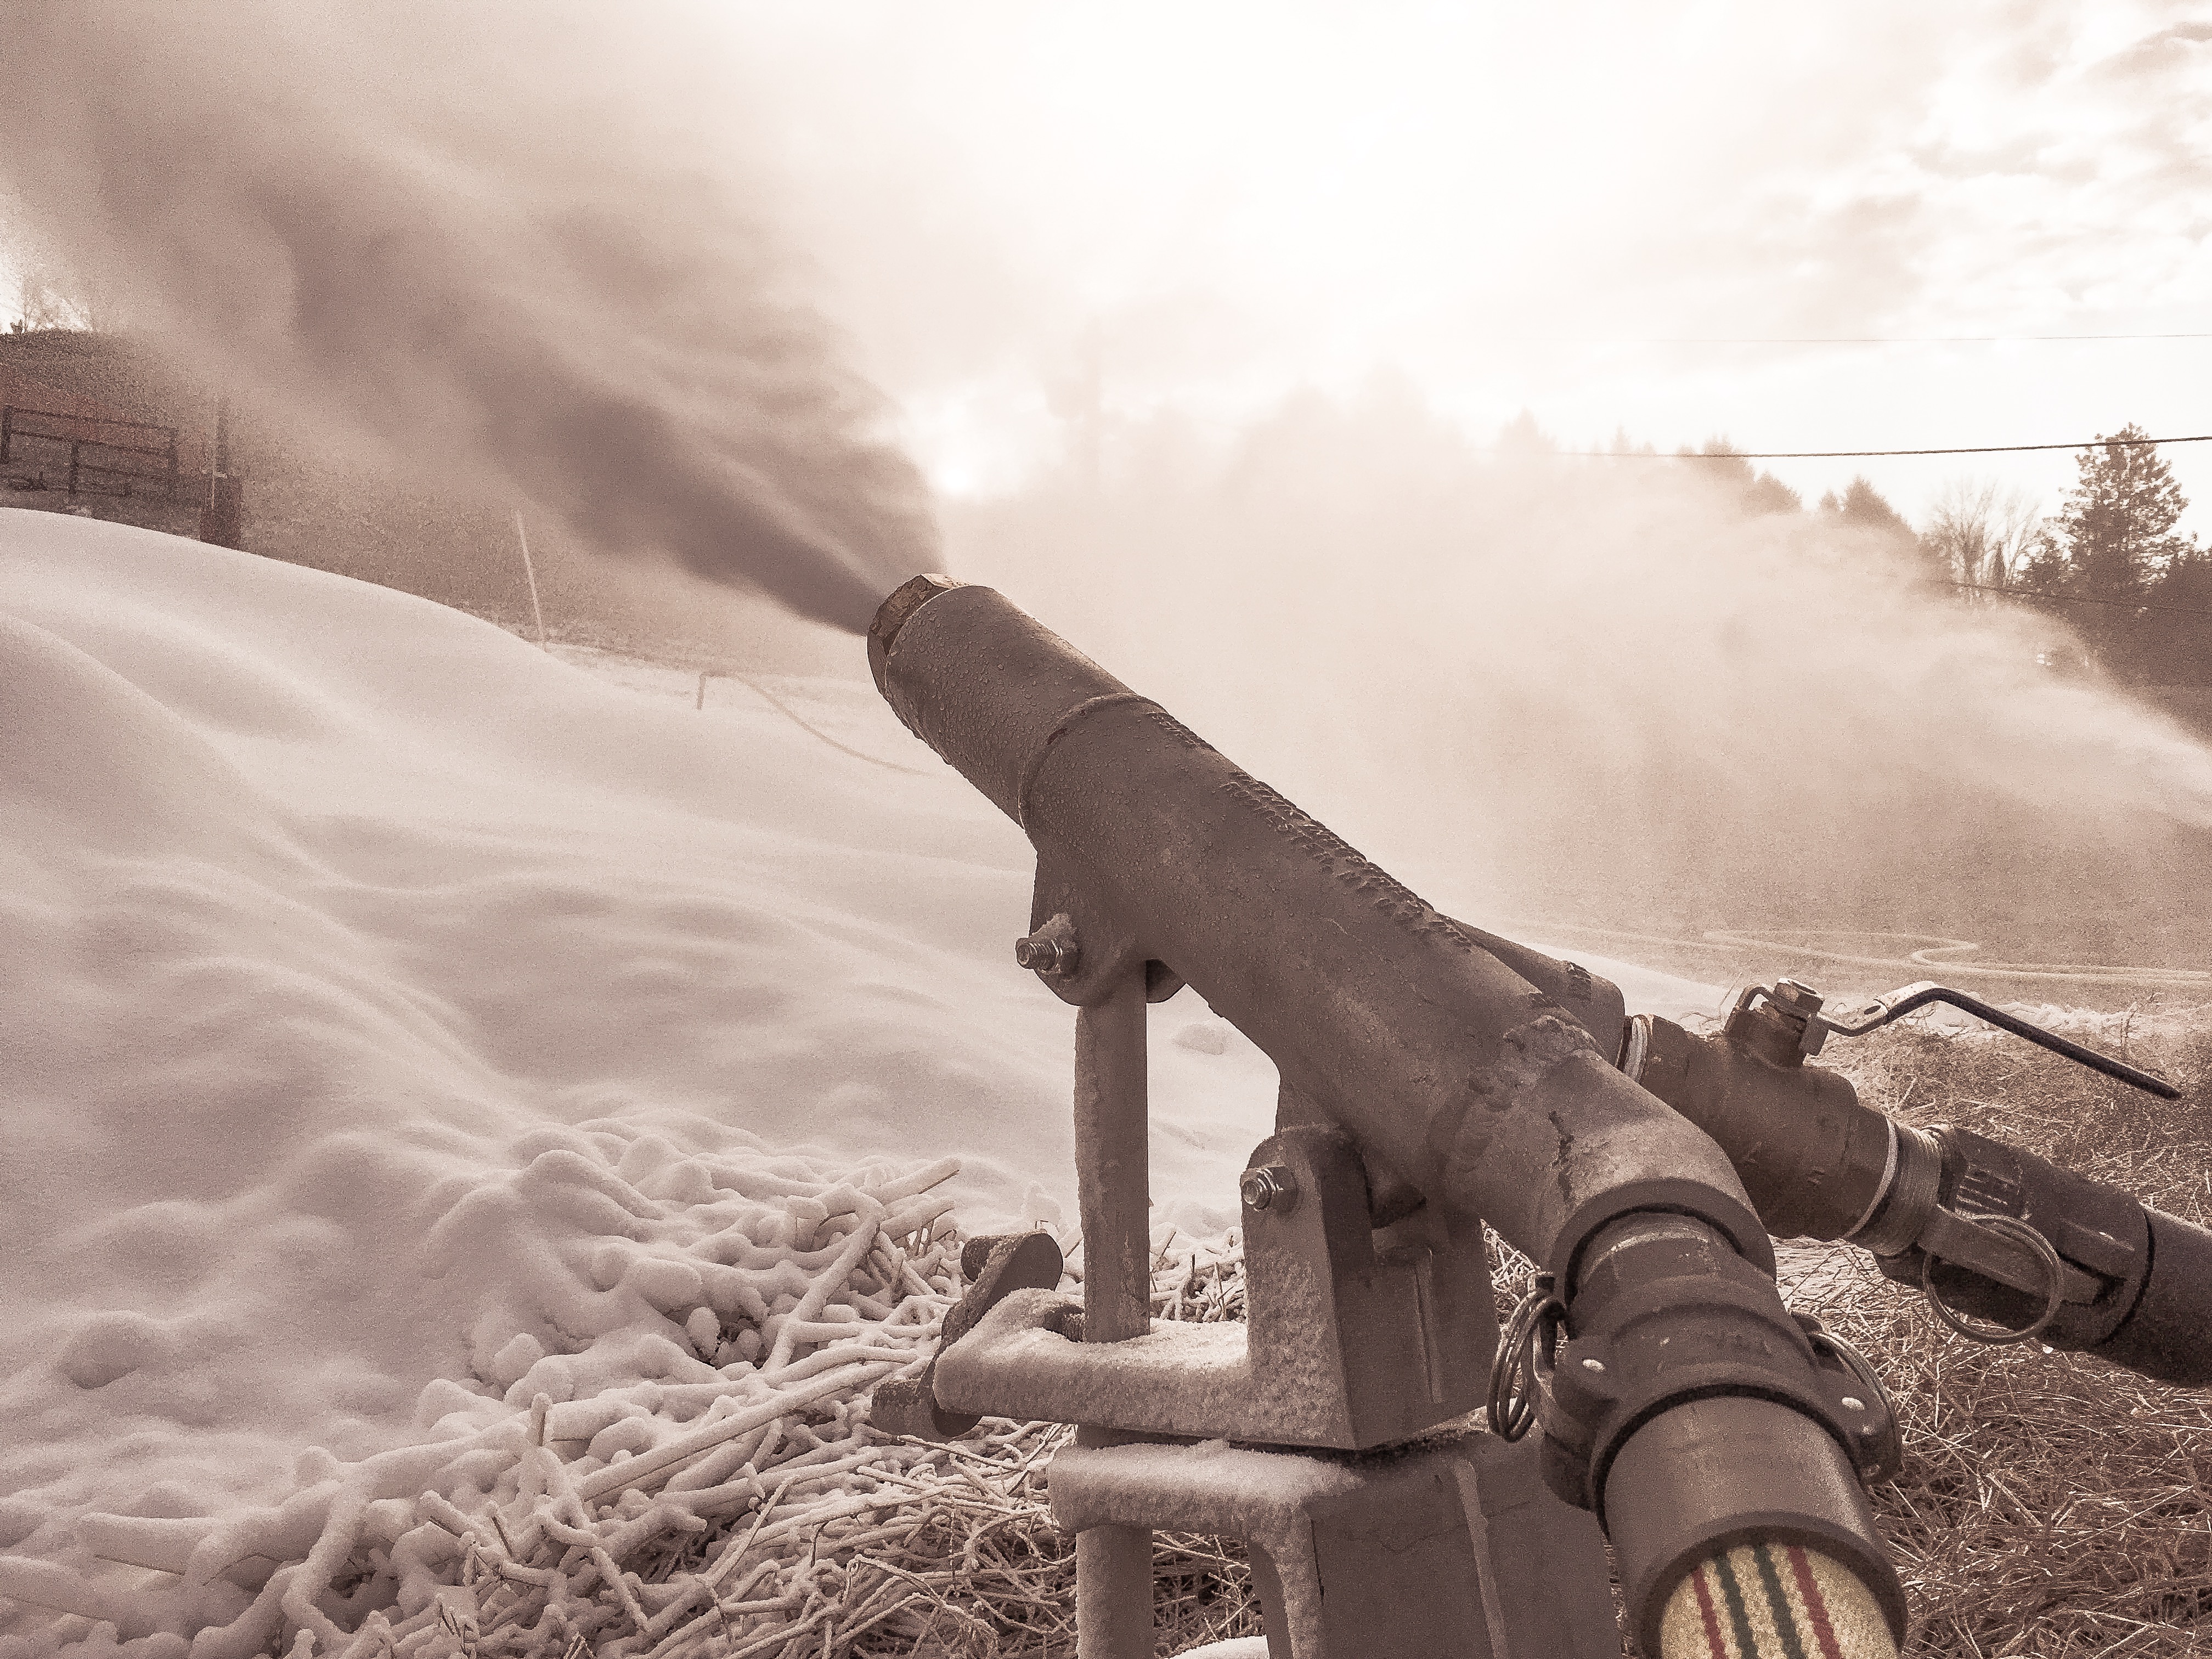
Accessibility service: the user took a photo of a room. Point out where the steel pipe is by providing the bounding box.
[868,575,1906,1650]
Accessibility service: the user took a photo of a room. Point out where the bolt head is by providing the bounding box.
[1841,1395,1866,1410]
[1580,1357,1607,1373]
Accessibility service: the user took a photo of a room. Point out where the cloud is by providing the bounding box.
[946,383,2212,962]
[2100,19,2212,76]
[687,3,2207,520]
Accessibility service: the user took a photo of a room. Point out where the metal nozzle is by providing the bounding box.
[867,573,963,695]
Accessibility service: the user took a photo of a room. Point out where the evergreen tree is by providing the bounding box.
[1818,475,1925,575]
[2137,551,2212,685]
[2044,426,2197,670]
[1686,438,1799,516]
[2051,425,2194,596]
[1832,476,1914,543]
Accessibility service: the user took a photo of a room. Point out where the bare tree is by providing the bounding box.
[7,259,120,331]
[1920,478,2041,598]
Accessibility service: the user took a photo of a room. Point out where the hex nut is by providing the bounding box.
[1771,979,1826,1015]
[1240,1165,1295,1212]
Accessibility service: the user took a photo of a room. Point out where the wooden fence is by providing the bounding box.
[0,403,181,500]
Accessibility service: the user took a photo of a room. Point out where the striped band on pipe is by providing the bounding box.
[1658,1543,1899,1659]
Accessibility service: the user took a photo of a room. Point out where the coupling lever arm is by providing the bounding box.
[1815,981,2179,1100]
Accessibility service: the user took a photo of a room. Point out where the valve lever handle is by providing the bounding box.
[1816,981,2179,1100]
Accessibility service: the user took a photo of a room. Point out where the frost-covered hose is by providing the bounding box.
[1657,1543,1898,1659]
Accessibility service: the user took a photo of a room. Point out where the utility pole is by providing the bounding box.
[199,390,245,548]
[514,510,548,647]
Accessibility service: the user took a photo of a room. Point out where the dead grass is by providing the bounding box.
[1805,1009,2212,1658]
[635,1012,2212,1658]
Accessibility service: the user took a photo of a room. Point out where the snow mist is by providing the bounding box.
[0,1,934,633]
[947,387,2212,980]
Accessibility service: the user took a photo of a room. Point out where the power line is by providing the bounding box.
[1568,433,2212,460]
[1951,578,2212,621]
[1516,332,2212,345]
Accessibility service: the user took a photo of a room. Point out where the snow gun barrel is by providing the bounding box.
[869,574,1907,1659]
[1626,989,2212,1385]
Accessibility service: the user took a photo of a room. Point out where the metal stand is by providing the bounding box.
[1073,970,1157,1659]
[865,577,1918,1659]
[1051,1430,1616,1659]
[879,934,1618,1658]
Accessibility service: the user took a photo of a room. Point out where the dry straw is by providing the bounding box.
[1806,1010,2212,1659]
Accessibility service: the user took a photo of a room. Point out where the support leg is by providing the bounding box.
[1074,967,1154,1659]
[1075,969,1152,1344]
[1077,1527,1155,1659]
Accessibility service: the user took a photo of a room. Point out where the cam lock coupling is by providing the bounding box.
[1532,1216,1903,1522]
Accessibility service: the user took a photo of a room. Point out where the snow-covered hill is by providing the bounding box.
[0,514,1719,1641]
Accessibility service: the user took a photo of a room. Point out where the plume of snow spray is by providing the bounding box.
[0,1,934,632]
[950,389,2212,972]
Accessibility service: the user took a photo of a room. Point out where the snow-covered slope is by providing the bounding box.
[0,514,1718,1579]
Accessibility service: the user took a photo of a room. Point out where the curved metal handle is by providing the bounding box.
[1816,981,2179,1099]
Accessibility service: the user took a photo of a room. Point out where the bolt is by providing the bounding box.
[1240,1165,1295,1211]
[1580,1357,1607,1373]
[1013,934,1080,974]
[1841,1395,1866,1411]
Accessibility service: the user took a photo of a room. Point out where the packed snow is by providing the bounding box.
[0,514,1722,1650]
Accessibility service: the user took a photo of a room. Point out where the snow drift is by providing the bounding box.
[0,516,1055,1561]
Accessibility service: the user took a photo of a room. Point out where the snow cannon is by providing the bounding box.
[1623,979,2212,1382]
[867,574,1907,1659]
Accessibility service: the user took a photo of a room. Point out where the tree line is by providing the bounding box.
[1696,428,2210,687]
[1918,426,2210,685]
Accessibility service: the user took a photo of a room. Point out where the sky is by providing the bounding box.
[3,1,2208,535]
[699,1,2212,534]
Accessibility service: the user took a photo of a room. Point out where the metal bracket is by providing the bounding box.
[1048,1432,1617,1659]
[924,868,1545,1656]
[933,1126,1491,1449]
[1024,855,1186,1007]
[872,1232,1066,1440]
